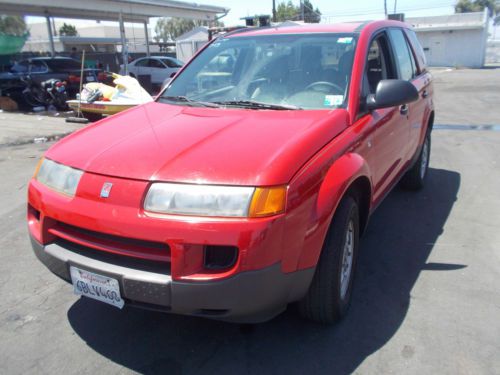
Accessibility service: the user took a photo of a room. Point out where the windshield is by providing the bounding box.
[161,58,184,68]
[161,33,357,110]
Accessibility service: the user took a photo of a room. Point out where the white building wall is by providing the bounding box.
[416,29,487,68]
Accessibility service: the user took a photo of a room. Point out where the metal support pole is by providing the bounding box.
[144,21,150,57]
[119,12,128,74]
[45,13,55,57]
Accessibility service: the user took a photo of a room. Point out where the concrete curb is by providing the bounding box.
[0,132,73,148]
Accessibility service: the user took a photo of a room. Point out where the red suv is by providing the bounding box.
[28,20,433,324]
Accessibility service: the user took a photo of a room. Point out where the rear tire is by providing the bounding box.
[401,132,431,190]
[298,196,359,324]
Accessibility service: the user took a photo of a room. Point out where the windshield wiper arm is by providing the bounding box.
[159,95,220,108]
[213,100,302,110]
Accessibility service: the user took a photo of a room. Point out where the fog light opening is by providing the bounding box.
[203,245,238,271]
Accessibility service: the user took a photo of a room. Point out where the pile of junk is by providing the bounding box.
[67,73,153,122]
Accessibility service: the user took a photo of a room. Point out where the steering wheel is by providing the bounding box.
[305,81,344,94]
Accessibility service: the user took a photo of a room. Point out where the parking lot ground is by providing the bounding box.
[0,111,84,146]
[0,68,499,374]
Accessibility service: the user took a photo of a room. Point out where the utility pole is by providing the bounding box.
[384,0,388,17]
[301,0,305,21]
[272,0,276,22]
[393,0,397,14]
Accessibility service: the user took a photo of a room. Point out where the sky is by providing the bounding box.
[26,0,458,34]
[210,0,456,25]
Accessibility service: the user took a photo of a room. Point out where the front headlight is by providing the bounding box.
[144,183,286,218]
[34,158,83,197]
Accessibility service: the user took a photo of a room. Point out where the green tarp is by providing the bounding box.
[0,34,27,55]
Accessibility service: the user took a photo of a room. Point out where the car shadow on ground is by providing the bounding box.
[67,167,461,375]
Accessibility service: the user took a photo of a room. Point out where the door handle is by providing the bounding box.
[400,104,409,116]
[422,90,428,98]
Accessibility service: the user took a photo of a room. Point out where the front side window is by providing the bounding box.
[161,33,358,110]
[388,29,415,81]
[149,59,165,68]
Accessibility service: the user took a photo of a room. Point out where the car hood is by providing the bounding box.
[46,102,349,186]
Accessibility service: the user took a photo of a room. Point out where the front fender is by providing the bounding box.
[282,151,372,273]
[316,152,371,224]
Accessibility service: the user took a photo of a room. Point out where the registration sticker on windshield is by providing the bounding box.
[324,95,344,107]
[337,37,353,44]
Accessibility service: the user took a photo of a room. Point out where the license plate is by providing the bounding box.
[86,75,95,82]
[70,266,124,309]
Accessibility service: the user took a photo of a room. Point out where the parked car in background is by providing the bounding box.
[28,20,434,324]
[0,57,100,99]
[120,56,183,86]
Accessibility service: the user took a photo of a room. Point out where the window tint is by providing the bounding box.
[388,29,415,81]
[134,59,149,67]
[405,29,427,73]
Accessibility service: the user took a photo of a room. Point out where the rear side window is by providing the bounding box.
[134,59,149,67]
[405,29,427,73]
[388,29,416,81]
[45,59,80,71]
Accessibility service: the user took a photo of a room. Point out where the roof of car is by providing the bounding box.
[225,20,407,38]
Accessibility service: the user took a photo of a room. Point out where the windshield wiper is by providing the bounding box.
[158,95,220,108]
[212,100,302,110]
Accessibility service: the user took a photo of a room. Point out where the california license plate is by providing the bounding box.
[70,266,124,309]
[86,75,95,82]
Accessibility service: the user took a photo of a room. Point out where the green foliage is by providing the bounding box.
[0,15,28,37]
[59,23,78,37]
[275,1,321,23]
[303,0,321,23]
[154,18,224,42]
[276,1,298,21]
[455,0,500,17]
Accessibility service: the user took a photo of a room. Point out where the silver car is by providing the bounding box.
[120,56,183,85]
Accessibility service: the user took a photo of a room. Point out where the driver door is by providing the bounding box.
[362,33,411,202]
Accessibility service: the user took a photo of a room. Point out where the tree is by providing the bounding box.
[0,15,28,36]
[154,17,224,42]
[302,0,321,23]
[59,23,78,36]
[455,0,500,17]
[275,1,321,23]
[276,1,299,21]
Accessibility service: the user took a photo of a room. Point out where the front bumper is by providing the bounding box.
[31,236,314,323]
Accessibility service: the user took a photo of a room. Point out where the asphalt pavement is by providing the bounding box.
[0,68,499,374]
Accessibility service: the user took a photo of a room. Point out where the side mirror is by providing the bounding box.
[366,79,419,110]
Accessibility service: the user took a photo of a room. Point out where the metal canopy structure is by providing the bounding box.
[0,0,228,67]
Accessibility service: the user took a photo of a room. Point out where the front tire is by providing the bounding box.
[401,132,431,190]
[298,196,360,324]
